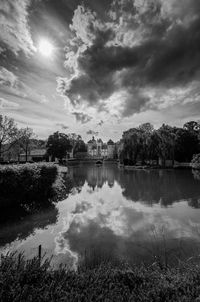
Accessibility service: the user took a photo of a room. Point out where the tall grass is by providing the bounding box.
[1,253,200,301]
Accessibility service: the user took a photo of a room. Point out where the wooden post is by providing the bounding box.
[38,245,42,261]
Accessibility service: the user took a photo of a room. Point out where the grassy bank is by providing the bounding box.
[0,163,72,210]
[1,254,200,301]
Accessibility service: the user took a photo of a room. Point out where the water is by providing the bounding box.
[1,164,200,269]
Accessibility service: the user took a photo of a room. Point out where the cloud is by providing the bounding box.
[40,95,49,104]
[0,67,51,104]
[0,97,19,109]
[56,123,69,130]
[97,120,104,127]
[0,0,36,55]
[57,1,200,119]
[72,112,92,124]
[86,130,99,136]
[0,67,18,88]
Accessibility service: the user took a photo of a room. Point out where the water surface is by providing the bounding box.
[1,164,200,268]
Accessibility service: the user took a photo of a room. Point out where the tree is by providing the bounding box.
[183,121,200,132]
[73,140,87,155]
[0,115,18,161]
[175,128,199,162]
[121,128,143,165]
[18,127,36,162]
[138,123,154,164]
[121,123,154,165]
[68,133,82,157]
[46,132,72,161]
[148,131,161,164]
[156,124,176,166]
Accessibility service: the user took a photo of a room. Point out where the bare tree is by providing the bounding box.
[19,127,36,162]
[0,115,18,161]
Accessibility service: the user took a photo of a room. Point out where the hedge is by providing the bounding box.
[0,163,71,209]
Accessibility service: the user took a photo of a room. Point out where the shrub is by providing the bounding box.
[0,163,70,209]
[1,254,200,301]
[191,154,200,169]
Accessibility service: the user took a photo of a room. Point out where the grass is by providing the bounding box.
[1,253,200,301]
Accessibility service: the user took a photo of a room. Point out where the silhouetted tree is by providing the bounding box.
[73,140,87,155]
[46,132,71,160]
[175,128,199,162]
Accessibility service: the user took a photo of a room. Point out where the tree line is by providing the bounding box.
[0,115,87,162]
[1,114,200,165]
[119,121,200,166]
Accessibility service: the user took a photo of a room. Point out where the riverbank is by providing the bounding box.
[1,254,200,302]
[66,158,118,166]
[120,162,192,170]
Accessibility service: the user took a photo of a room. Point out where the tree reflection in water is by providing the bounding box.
[0,204,58,247]
[69,165,200,208]
[1,164,200,269]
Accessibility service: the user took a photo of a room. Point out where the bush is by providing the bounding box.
[191,154,200,169]
[123,159,135,166]
[0,163,69,209]
[1,254,200,301]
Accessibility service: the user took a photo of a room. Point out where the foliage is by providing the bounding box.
[120,121,200,166]
[175,129,199,162]
[191,154,200,170]
[1,254,200,301]
[0,163,69,209]
[121,123,154,165]
[192,154,200,164]
[46,132,72,160]
[73,139,87,155]
[183,121,200,132]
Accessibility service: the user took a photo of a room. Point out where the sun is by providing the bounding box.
[38,39,54,57]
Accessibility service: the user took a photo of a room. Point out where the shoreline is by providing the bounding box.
[1,253,200,301]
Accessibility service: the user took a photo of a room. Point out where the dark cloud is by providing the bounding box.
[97,120,104,126]
[86,130,98,136]
[121,90,150,118]
[72,111,92,124]
[58,0,200,118]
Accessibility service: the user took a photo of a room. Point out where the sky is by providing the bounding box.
[0,0,200,142]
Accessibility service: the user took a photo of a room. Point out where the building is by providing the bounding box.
[19,149,47,162]
[107,139,115,158]
[87,137,115,158]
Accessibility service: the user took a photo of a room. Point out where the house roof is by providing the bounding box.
[88,136,96,144]
[20,149,46,156]
[107,139,114,145]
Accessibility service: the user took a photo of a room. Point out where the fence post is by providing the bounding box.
[38,245,42,262]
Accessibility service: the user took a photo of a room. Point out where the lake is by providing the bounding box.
[1,164,200,269]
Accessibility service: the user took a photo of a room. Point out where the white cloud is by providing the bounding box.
[0,67,50,104]
[0,97,19,109]
[0,0,36,55]
[0,67,18,88]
